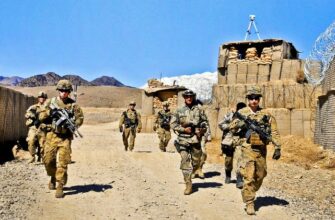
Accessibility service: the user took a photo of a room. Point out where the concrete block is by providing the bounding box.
[291,109,304,137]
[270,60,282,81]
[227,63,237,84]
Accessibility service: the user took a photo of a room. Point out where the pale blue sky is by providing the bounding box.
[0,0,334,86]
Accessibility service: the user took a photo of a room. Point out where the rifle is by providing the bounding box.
[158,111,171,129]
[123,111,137,129]
[50,103,83,138]
[234,111,279,147]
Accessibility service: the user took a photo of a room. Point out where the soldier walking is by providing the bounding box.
[153,101,172,152]
[39,80,84,198]
[218,102,246,187]
[230,86,281,215]
[192,99,211,179]
[25,91,48,163]
[119,101,142,151]
[171,90,202,195]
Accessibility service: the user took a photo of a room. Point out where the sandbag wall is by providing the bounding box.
[0,86,36,145]
[212,82,320,110]
[205,106,315,140]
[219,59,308,85]
[213,57,322,140]
[315,58,335,150]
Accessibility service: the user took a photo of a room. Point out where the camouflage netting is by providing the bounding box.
[0,86,36,146]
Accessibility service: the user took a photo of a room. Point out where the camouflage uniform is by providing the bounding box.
[154,102,172,152]
[219,108,245,186]
[25,91,48,162]
[171,90,202,195]
[193,101,210,179]
[119,101,142,151]
[230,86,281,215]
[218,112,235,176]
[39,80,84,198]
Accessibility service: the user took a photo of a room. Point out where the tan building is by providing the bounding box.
[141,79,187,132]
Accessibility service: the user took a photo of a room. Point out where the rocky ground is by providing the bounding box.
[0,122,334,219]
[0,160,44,220]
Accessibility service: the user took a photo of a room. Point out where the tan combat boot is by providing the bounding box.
[184,181,193,195]
[48,177,56,190]
[196,169,205,179]
[28,155,35,164]
[55,183,64,198]
[184,173,193,195]
[245,201,255,215]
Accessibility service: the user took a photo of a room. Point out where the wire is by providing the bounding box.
[305,21,335,85]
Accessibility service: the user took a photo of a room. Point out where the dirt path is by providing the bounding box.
[29,122,300,220]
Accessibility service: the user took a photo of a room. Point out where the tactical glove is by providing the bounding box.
[153,125,157,132]
[237,120,245,128]
[119,126,123,133]
[272,148,281,160]
[137,128,141,133]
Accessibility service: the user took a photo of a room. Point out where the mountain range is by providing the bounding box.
[0,72,125,87]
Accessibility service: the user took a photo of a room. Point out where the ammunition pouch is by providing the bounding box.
[160,121,170,130]
[174,140,182,153]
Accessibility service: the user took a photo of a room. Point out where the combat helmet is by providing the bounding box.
[182,89,196,98]
[56,80,73,92]
[246,85,262,98]
[129,101,136,106]
[37,91,48,99]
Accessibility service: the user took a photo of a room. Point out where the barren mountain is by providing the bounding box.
[18,72,62,87]
[0,76,23,86]
[91,76,124,86]
[63,75,93,86]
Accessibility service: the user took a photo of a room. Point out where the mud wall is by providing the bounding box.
[0,86,36,158]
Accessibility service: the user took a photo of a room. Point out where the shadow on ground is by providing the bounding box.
[64,184,113,196]
[255,196,289,211]
[193,182,223,192]
[204,171,221,178]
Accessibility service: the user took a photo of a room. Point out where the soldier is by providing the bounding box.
[39,80,84,198]
[218,102,246,187]
[192,99,211,179]
[153,101,172,152]
[119,101,142,151]
[25,91,48,163]
[230,85,281,215]
[171,90,202,195]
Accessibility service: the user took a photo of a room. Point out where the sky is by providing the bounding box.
[0,0,334,87]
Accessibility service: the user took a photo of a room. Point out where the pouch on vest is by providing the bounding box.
[249,132,263,145]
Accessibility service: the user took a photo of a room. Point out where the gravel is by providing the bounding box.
[0,160,44,220]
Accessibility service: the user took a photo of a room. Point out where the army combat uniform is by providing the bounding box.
[219,109,245,186]
[25,92,48,163]
[193,101,210,179]
[119,103,142,151]
[171,90,202,195]
[230,86,281,215]
[153,102,172,152]
[39,80,84,198]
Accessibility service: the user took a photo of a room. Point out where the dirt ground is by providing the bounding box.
[1,115,335,219]
[2,120,322,220]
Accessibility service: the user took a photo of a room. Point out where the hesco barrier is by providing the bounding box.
[0,86,36,150]
[315,58,335,150]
